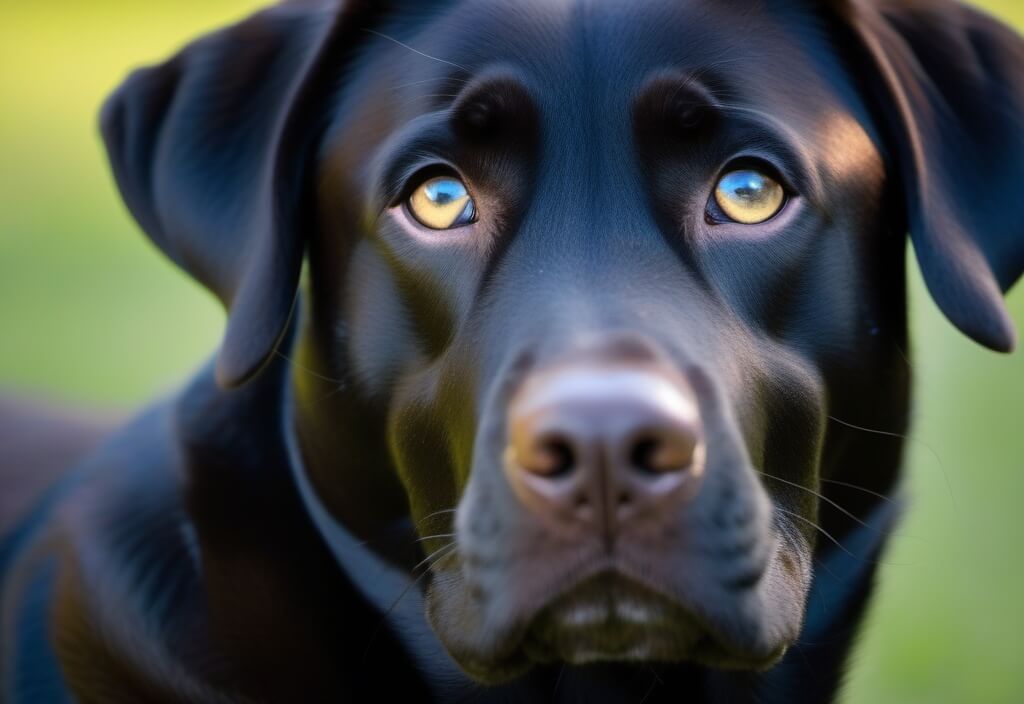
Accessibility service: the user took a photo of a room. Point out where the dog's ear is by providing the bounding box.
[834,0,1024,352]
[101,1,381,388]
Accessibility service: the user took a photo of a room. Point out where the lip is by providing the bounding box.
[522,571,704,664]
[434,517,794,682]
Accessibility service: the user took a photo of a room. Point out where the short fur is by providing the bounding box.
[2,1,1023,702]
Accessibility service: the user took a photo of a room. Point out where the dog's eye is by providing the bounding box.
[713,170,785,224]
[406,176,477,230]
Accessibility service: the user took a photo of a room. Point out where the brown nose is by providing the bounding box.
[504,364,705,539]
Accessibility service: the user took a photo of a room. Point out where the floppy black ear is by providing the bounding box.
[101,1,379,388]
[835,0,1024,352]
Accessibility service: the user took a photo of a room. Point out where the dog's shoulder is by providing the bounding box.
[0,360,316,701]
[1,356,438,701]
[0,392,214,701]
[0,396,118,538]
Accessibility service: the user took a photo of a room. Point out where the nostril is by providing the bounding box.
[629,432,695,475]
[630,436,662,474]
[527,434,575,478]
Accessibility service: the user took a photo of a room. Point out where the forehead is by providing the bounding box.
[328,0,881,202]
[386,0,855,122]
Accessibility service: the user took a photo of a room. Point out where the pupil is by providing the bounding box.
[733,175,764,202]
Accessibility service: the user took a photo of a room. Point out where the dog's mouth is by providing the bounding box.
[423,338,815,682]
[430,561,793,683]
[522,571,704,665]
[427,470,803,682]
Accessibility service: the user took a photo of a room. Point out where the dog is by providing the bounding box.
[2,0,1023,701]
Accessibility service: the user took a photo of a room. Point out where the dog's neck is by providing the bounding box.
[287,324,416,551]
[281,372,472,690]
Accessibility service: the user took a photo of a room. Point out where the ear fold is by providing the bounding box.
[835,0,1024,352]
[101,1,379,388]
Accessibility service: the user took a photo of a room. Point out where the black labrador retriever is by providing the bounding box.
[2,0,1023,701]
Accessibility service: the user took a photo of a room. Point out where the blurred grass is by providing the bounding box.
[1,2,1023,702]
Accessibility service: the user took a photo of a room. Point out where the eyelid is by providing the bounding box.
[388,162,467,206]
[374,149,464,216]
[715,156,793,195]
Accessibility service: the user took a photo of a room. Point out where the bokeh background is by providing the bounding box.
[1,1,1023,701]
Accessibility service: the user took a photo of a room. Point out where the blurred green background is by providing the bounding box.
[1,2,1023,702]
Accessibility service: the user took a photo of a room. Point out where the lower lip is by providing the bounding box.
[557,598,666,628]
[528,614,695,664]
[525,575,702,663]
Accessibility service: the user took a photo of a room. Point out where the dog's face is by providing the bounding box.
[101,0,1024,686]
[321,1,889,678]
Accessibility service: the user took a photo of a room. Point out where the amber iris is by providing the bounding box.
[714,170,785,224]
[407,176,477,230]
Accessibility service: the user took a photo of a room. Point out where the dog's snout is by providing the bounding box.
[504,363,705,535]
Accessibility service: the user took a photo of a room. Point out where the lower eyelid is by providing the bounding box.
[703,194,800,235]
[389,202,477,241]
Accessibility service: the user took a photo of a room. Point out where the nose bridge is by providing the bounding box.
[471,59,706,362]
[501,190,693,345]
[522,50,666,262]
[475,197,713,418]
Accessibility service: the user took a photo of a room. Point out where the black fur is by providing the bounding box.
[2,1,1023,701]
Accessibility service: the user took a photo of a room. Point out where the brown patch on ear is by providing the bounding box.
[831,0,1024,352]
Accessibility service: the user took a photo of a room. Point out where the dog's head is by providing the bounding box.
[101,0,1024,684]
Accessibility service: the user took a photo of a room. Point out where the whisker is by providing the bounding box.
[415,508,457,529]
[765,472,923,548]
[892,340,915,372]
[349,509,459,554]
[819,478,896,505]
[552,664,566,695]
[314,384,348,405]
[826,414,907,441]
[827,414,957,511]
[364,28,470,72]
[638,674,659,704]
[775,506,855,559]
[776,517,840,587]
[360,542,460,664]
[760,471,874,532]
[273,349,346,385]
[644,664,666,686]
[419,508,457,519]
[415,533,457,544]
[777,506,914,569]
[410,540,459,574]
[775,517,819,576]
